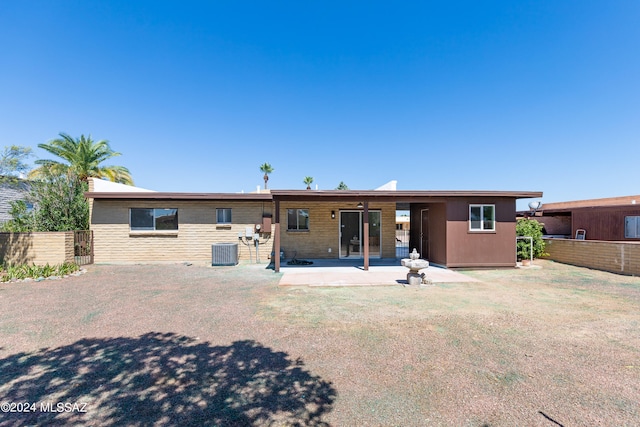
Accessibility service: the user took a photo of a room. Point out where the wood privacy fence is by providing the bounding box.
[543,238,640,276]
[0,231,94,266]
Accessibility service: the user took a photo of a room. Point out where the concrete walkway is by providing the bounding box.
[278,259,480,287]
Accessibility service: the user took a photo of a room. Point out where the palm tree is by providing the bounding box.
[28,133,133,184]
[303,176,314,190]
[259,162,274,189]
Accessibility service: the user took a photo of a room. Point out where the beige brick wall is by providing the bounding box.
[278,202,396,259]
[90,199,399,263]
[0,232,75,265]
[543,238,640,276]
[91,200,275,263]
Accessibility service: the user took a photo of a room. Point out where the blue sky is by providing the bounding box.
[1,1,638,209]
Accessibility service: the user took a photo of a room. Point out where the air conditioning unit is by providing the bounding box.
[212,243,238,266]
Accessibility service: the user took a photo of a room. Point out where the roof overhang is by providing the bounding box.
[86,189,542,203]
[270,190,543,203]
[84,192,272,201]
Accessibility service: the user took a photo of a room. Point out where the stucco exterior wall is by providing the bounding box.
[445,198,517,268]
[90,199,274,263]
[0,232,75,265]
[277,201,396,259]
[409,203,447,265]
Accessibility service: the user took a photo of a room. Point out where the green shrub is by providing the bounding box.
[516,218,547,261]
[1,261,80,282]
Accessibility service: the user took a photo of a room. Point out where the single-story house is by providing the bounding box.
[521,195,640,241]
[86,179,541,271]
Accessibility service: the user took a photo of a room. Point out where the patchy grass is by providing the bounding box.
[0,260,639,426]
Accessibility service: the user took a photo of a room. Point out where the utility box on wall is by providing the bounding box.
[262,214,272,234]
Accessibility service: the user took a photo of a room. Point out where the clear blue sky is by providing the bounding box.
[1,1,638,209]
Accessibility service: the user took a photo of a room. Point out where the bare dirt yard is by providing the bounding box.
[1,259,639,426]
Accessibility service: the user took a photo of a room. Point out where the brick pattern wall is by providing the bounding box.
[543,238,640,276]
[91,200,274,263]
[0,232,75,265]
[90,199,398,263]
[278,201,396,259]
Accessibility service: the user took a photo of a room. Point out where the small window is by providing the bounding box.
[469,204,495,231]
[130,208,178,230]
[625,216,640,238]
[216,208,232,224]
[287,209,309,231]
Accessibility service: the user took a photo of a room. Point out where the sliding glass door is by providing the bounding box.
[339,210,381,258]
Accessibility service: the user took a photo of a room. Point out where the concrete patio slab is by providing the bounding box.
[278,260,480,287]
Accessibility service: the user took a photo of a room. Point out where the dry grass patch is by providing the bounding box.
[1,260,639,426]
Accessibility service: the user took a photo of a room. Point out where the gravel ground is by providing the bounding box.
[0,260,639,426]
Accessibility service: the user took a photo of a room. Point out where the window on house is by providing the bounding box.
[469,205,495,231]
[130,208,178,230]
[625,216,640,238]
[216,208,232,224]
[287,209,309,231]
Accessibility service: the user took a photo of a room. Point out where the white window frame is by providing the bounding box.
[216,208,232,224]
[287,208,309,231]
[469,204,495,231]
[625,216,640,238]
[130,208,178,231]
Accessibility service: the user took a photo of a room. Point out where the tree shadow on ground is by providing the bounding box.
[0,333,336,426]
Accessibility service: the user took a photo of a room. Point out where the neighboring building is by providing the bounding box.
[523,195,640,241]
[86,179,541,270]
[396,214,410,231]
[0,178,30,224]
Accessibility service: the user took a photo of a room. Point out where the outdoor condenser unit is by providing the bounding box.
[212,243,238,266]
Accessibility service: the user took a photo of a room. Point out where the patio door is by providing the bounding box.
[339,210,381,258]
[420,209,429,260]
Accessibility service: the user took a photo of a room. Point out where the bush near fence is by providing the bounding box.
[543,238,640,276]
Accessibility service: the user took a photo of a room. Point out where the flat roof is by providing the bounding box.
[541,195,640,210]
[86,189,542,202]
[84,192,273,201]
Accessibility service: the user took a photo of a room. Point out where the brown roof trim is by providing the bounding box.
[541,195,640,210]
[85,189,542,201]
[84,192,273,201]
[540,203,640,215]
[271,190,543,201]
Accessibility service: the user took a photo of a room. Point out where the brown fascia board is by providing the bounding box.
[541,195,640,210]
[84,192,273,201]
[85,189,542,202]
[270,190,543,201]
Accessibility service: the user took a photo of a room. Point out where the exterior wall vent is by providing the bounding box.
[212,243,238,266]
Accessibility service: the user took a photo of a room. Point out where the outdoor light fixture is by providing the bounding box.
[331,210,335,219]
[357,202,363,208]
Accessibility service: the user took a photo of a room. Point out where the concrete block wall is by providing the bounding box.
[0,232,75,265]
[543,238,640,276]
[278,201,397,259]
[90,199,398,263]
[91,200,274,263]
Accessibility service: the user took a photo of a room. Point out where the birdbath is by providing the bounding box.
[401,249,429,286]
